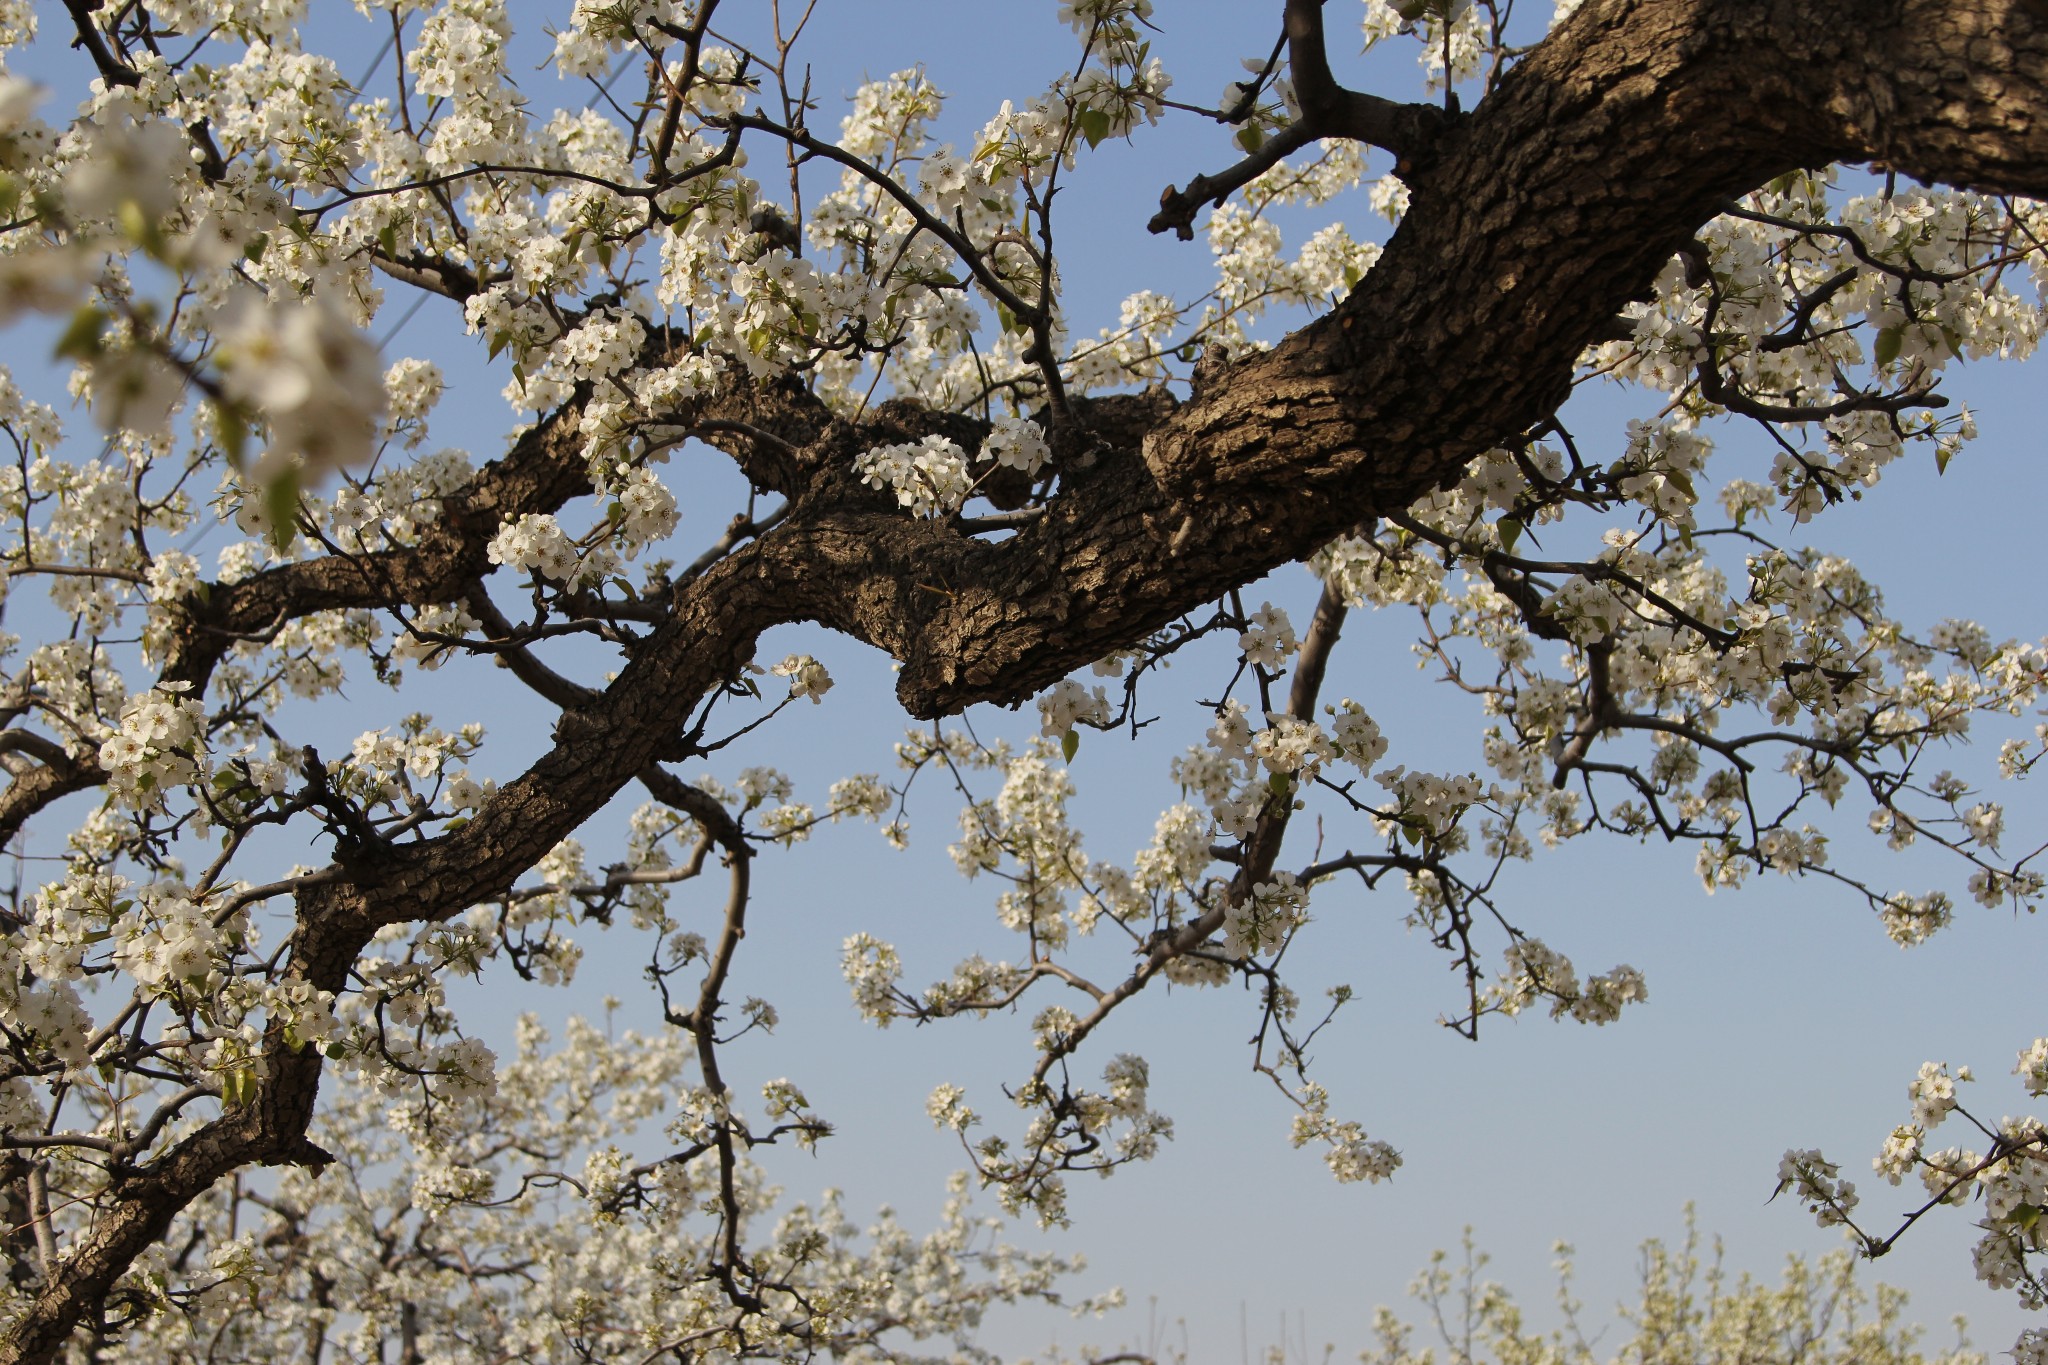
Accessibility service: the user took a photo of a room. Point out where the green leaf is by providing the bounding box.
[1497,515,1523,556]
[594,237,614,272]
[1935,443,1955,476]
[52,306,107,362]
[221,1066,252,1110]
[243,232,269,264]
[118,199,164,256]
[1076,108,1112,149]
[264,465,303,555]
[1233,123,1265,154]
[1873,325,1903,368]
[377,222,397,258]
[214,404,249,469]
[1267,770,1291,796]
[1061,728,1080,763]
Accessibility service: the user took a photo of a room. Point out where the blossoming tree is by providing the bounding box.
[4,0,2048,1359]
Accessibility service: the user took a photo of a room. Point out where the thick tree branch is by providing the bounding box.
[895,0,2048,716]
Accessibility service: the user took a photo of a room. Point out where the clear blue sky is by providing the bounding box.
[17,3,2048,1359]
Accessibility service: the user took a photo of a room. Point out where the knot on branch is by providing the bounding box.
[265,1137,336,1173]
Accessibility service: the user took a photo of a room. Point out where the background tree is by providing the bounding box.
[1352,1218,1986,1365]
[0,0,2047,1361]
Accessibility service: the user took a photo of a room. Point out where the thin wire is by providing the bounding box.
[585,50,638,113]
[376,291,431,349]
[356,15,427,354]
[353,30,397,94]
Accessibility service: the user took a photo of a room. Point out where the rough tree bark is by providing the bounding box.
[6,0,2048,1359]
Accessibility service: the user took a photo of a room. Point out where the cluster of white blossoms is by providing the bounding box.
[852,417,1056,518]
[1238,601,1298,669]
[770,653,833,704]
[855,434,975,518]
[1037,678,1114,736]
[110,890,229,998]
[215,294,390,480]
[599,463,680,551]
[485,510,582,582]
[1778,1148,1861,1227]
[1289,1080,1402,1185]
[1223,872,1308,956]
[1484,939,1649,1026]
[392,600,485,670]
[984,414,1052,475]
[98,685,208,810]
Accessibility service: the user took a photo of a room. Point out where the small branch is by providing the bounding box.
[61,1,139,89]
[954,507,1046,532]
[1150,0,1449,239]
[464,584,600,711]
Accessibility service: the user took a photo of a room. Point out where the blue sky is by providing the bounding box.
[15,2,2048,1359]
